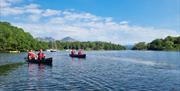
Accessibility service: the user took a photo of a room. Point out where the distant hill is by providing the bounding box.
[61,37,77,42]
[36,37,55,42]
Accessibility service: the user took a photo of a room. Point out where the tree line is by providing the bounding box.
[0,22,48,52]
[53,41,126,50]
[0,21,125,52]
[132,36,180,51]
[1,21,179,51]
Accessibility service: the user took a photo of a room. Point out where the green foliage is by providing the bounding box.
[0,21,125,51]
[132,36,180,51]
[1,21,179,51]
[55,41,126,50]
[0,21,48,51]
[148,39,164,50]
[132,42,147,50]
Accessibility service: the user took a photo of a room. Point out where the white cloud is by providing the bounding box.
[1,3,43,16]
[0,0,10,8]
[42,9,61,17]
[25,7,42,14]
[28,14,41,22]
[24,3,39,9]
[0,0,22,8]
[1,0,179,44]
[119,21,128,25]
[1,7,24,15]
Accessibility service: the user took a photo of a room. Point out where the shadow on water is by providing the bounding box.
[0,62,24,75]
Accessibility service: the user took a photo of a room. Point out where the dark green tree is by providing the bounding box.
[132,42,147,50]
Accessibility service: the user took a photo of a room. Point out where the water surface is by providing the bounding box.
[0,51,180,91]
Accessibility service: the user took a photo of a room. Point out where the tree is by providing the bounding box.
[132,42,147,50]
[0,21,49,51]
[132,36,180,51]
[148,39,164,50]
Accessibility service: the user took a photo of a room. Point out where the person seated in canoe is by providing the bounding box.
[71,49,76,55]
[78,49,84,55]
[28,50,36,60]
[37,49,45,60]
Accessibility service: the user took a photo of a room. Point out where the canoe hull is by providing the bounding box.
[50,50,56,52]
[26,57,53,65]
[69,54,86,58]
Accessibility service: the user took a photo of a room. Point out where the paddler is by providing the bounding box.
[28,50,36,60]
[71,49,76,55]
[78,49,83,55]
[37,49,45,60]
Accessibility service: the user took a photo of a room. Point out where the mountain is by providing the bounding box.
[61,37,77,42]
[36,37,55,42]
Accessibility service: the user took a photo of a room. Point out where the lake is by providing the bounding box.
[0,51,180,91]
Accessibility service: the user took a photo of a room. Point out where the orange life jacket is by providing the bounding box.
[28,52,35,59]
[38,52,45,60]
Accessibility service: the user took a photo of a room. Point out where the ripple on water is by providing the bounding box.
[0,51,180,91]
[73,74,114,91]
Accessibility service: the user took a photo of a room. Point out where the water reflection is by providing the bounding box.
[28,63,52,73]
[27,63,52,81]
[71,57,86,61]
[0,51,180,91]
[0,62,24,75]
[27,63,53,90]
[38,64,45,72]
[71,58,86,65]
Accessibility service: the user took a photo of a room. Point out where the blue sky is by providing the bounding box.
[0,0,180,44]
[33,0,180,30]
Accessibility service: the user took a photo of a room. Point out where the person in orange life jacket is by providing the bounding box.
[78,49,83,55]
[28,50,36,60]
[71,49,76,55]
[38,49,45,60]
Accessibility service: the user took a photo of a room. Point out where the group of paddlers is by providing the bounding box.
[28,49,45,60]
[70,49,84,55]
[28,49,84,61]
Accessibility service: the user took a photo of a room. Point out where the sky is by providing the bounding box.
[0,0,180,44]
